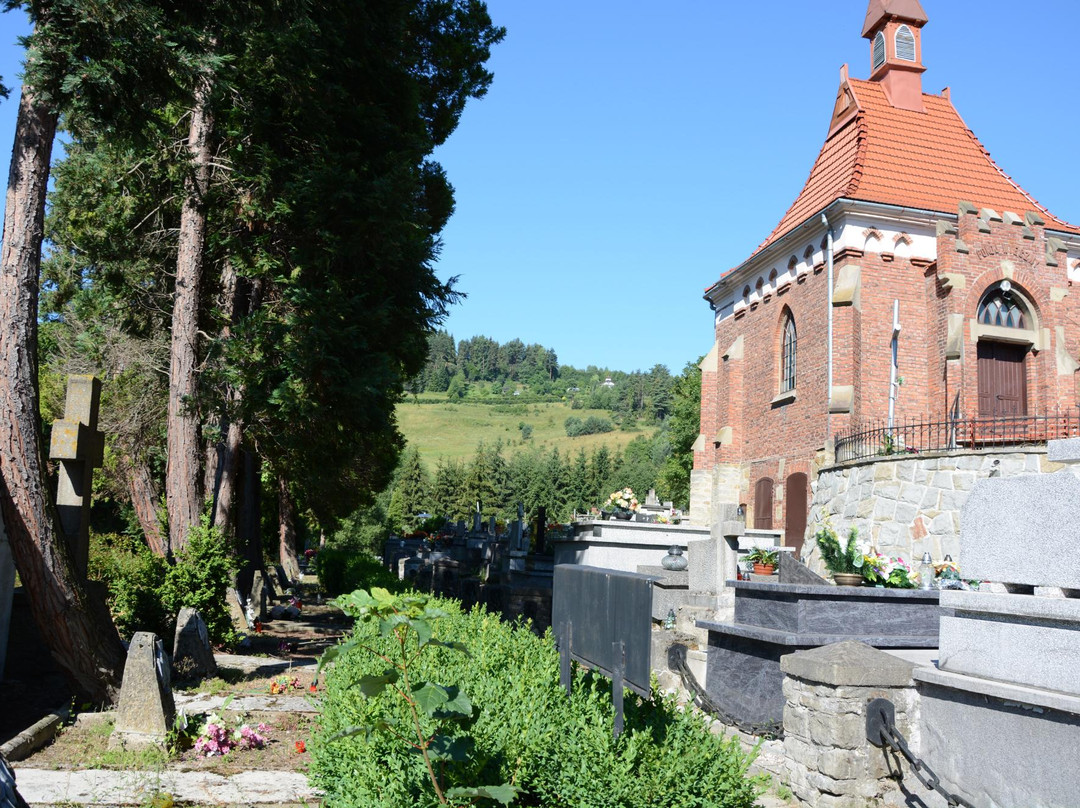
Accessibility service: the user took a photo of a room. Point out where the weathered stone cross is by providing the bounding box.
[49,375,104,580]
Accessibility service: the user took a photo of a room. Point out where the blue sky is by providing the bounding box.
[1,1,1078,372]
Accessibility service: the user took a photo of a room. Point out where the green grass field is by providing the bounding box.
[395,395,640,467]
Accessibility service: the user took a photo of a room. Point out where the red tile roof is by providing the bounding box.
[748,78,1080,263]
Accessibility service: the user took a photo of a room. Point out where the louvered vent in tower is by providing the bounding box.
[895,25,916,61]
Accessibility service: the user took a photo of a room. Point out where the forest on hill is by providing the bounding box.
[342,333,704,546]
[408,330,679,422]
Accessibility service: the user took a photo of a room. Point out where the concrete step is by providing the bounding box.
[13,768,318,807]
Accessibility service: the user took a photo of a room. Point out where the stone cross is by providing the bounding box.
[472,502,483,534]
[49,375,104,580]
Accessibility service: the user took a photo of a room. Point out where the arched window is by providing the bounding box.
[742,285,751,304]
[873,31,886,68]
[895,25,916,61]
[978,283,1028,329]
[780,313,797,392]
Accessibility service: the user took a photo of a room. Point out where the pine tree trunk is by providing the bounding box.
[0,84,125,704]
[209,268,262,538]
[166,73,214,552]
[277,475,300,582]
[121,453,167,558]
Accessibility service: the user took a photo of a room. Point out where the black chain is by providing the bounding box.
[867,698,977,808]
[667,644,783,739]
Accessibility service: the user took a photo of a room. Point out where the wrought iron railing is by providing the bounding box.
[834,409,1080,464]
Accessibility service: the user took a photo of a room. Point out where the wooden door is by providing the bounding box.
[753,478,774,530]
[784,473,808,556]
[977,342,1027,417]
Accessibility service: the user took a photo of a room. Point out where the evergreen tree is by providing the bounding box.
[658,360,702,508]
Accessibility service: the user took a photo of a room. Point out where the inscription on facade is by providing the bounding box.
[974,243,1037,267]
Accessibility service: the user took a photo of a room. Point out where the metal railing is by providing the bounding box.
[834,408,1080,464]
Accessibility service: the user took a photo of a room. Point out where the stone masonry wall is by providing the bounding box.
[782,675,925,808]
[804,449,1061,568]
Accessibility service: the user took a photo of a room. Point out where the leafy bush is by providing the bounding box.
[158,518,239,647]
[314,548,403,597]
[89,532,169,642]
[312,594,763,808]
[564,415,613,437]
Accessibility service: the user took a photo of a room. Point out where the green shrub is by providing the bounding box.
[89,533,169,642]
[312,595,763,808]
[158,518,238,647]
[314,548,403,597]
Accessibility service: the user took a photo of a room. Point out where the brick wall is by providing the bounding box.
[695,206,1080,541]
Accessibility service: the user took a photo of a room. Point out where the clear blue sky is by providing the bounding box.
[1,1,1078,372]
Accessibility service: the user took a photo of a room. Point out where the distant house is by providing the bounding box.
[600,377,615,388]
[691,0,1080,558]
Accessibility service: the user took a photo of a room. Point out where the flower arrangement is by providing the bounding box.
[815,523,917,588]
[269,675,303,694]
[192,700,269,757]
[861,551,917,589]
[606,487,640,512]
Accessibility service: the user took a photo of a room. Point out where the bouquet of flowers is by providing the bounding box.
[861,548,917,588]
[606,487,640,512]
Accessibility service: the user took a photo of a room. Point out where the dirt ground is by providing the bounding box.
[14,579,353,776]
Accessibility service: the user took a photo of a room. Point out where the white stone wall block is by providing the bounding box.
[929,512,953,535]
[930,471,954,490]
[876,481,901,500]
[939,489,968,512]
[899,483,923,505]
[952,471,976,490]
[893,502,918,525]
[872,499,896,521]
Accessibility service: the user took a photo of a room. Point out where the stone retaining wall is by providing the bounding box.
[804,448,1060,568]
[780,642,935,808]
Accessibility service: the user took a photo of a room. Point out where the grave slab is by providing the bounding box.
[938,590,1080,695]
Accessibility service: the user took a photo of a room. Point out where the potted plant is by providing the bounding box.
[745,547,779,575]
[814,523,866,586]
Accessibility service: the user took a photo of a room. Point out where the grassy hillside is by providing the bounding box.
[395,394,641,467]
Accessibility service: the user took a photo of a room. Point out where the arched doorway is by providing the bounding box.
[784,473,808,557]
[753,478,774,530]
[975,283,1033,417]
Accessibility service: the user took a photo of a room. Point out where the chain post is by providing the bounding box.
[865,698,977,808]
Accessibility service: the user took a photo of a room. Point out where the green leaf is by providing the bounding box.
[446,784,519,805]
[355,669,399,697]
[409,616,433,648]
[427,639,471,656]
[380,612,409,637]
[431,685,472,720]
[424,734,473,762]
[411,681,449,715]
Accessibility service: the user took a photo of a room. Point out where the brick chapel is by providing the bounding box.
[690,0,1080,555]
